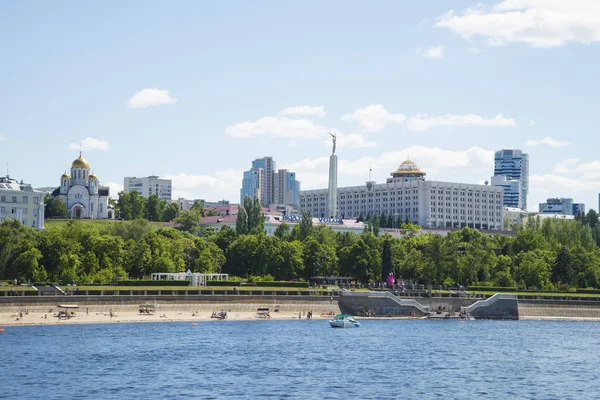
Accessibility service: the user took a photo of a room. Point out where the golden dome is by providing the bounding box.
[399,159,419,171]
[72,152,90,169]
[89,173,98,181]
[391,159,426,177]
[61,172,71,179]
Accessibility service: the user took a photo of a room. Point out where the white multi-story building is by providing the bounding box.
[300,160,505,230]
[0,176,45,229]
[124,176,172,201]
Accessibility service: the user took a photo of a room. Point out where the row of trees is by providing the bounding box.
[3,204,600,290]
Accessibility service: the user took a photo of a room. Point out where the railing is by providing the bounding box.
[341,291,431,313]
[461,293,517,313]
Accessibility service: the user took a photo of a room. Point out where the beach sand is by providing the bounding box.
[0,302,341,326]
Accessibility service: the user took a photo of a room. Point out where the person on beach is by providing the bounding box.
[86,308,89,316]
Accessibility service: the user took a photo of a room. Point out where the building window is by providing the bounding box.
[12,196,17,203]
[22,196,28,204]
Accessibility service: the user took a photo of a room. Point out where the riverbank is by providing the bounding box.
[0,301,340,326]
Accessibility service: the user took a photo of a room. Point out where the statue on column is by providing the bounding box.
[329,132,337,155]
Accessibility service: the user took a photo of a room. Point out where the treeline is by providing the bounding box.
[3,206,600,290]
[45,191,221,222]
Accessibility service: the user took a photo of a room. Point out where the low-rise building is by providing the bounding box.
[0,176,45,229]
[504,207,529,228]
[539,198,585,216]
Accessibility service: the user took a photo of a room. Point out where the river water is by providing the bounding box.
[2,320,599,399]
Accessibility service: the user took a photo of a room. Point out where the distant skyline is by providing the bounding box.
[1,1,600,211]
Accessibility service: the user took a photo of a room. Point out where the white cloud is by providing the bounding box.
[127,88,177,109]
[280,105,326,117]
[163,169,243,201]
[68,137,110,151]
[0,135,5,141]
[105,182,124,199]
[552,158,580,174]
[406,113,516,131]
[435,1,600,48]
[418,45,445,59]
[341,104,406,133]
[225,116,328,139]
[524,137,571,147]
[324,133,377,149]
[466,47,481,54]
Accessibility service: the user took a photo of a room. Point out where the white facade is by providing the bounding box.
[124,176,172,201]
[56,153,113,219]
[0,177,45,229]
[504,207,529,228]
[300,160,505,230]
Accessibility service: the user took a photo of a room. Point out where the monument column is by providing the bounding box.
[327,133,338,218]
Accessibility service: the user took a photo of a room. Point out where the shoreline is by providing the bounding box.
[0,301,340,327]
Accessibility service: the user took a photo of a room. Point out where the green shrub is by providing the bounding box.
[205,281,243,287]
[468,286,517,292]
[117,280,189,287]
[258,281,310,288]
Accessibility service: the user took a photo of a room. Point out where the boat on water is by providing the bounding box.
[329,314,360,328]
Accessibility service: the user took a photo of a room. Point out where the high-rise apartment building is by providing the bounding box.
[240,157,300,207]
[274,169,300,207]
[492,149,529,210]
[124,176,172,201]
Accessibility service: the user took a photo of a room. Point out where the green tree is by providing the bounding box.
[174,210,201,234]
[372,214,380,236]
[300,211,314,240]
[236,204,248,235]
[274,223,291,241]
[552,246,575,286]
[381,237,392,281]
[163,202,180,222]
[45,196,68,218]
[302,237,337,279]
[13,248,43,281]
[146,194,161,221]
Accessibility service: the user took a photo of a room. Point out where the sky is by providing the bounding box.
[1,0,600,212]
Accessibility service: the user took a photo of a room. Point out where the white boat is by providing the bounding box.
[329,314,360,328]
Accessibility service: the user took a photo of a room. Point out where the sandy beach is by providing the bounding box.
[0,302,341,326]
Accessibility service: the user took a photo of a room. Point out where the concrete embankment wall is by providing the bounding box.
[0,295,340,314]
[518,300,600,320]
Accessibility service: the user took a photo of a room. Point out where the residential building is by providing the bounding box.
[175,198,233,212]
[124,176,172,201]
[504,206,529,228]
[0,176,45,229]
[492,149,529,210]
[300,159,505,230]
[274,169,300,206]
[539,198,585,215]
[240,157,300,207]
[53,152,113,219]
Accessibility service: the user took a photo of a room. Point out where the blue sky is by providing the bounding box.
[1,1,599,211]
